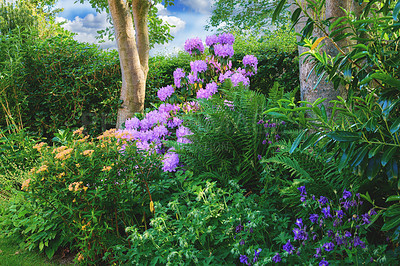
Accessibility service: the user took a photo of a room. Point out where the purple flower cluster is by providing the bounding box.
[230,72,250,87]
[205,34,219,47]
[162,149,179,172]
[184,37,204,55]
[157,85,174,101]
[190,60,208,75]
[196,82,218,99]
[173,68,185,88]
[273,186,377,264]
[214,44,234,58]
[218,32,235,45]
[242,55,258,76]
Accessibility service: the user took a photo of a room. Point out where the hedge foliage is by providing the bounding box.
[0,28,298,139]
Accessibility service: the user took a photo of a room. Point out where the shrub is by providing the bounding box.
[13,128,163,263]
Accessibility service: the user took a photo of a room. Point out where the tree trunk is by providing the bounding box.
[108,0,150,129]
[290,0,350,119]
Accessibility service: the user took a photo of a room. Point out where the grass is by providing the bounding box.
[0,189,73,266]
[0,236,66,266]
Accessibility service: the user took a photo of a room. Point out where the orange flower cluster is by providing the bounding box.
[33,142,47,152]
[82,149,94,157]
[53,146,74,160]
[21,178,31,191]
[35,164,48,174]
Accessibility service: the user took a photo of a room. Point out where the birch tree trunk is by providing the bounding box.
[108,0,150,128]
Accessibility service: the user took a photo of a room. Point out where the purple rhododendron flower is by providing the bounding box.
[343,189,352,199]
[157,85,174,101]
[162,150,179,172]
[184,37,204,55]
[206,34,219,46]
[272,253,281,263]
[218,33,235,45]
[283,239,295,254]
[197,82,218,99]
[173,68,185,88]
[125,117,140,130]
[167,117,183,128]
[230,72,249,87]
[242,54,258,76]
[214,44,234,58]
[190,60,208,74]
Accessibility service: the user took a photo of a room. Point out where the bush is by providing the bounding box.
[8,128,164,263]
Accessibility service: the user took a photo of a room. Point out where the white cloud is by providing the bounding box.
[57,12,116,50]
[180,0,214,14]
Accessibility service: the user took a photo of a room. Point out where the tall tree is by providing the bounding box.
[207,0,289,33]
[80,0,173,128]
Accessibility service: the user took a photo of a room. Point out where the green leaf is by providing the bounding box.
[390,117,400,134]
[368,144,383,158]
[290,129,308,154]
[393,0,400,21]
[367,157,381,180]
[381,147,397,167]
[350,145,369,168]
[387,195,400,202]
[272,0,287,23]
[327,131,361,142]
[39,241,44,251]
[291,7,301,23]
[360,73,400,87]
[381,216,400,231]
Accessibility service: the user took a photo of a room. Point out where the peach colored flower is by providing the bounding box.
[55,148,73,160]
[82,149,94,157]
[21,178,31,191]
[101,166,112,172]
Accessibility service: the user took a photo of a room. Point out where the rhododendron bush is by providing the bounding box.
[118,33,258,173]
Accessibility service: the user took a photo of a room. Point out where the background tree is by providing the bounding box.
[79,0,174,128]
[207,0,290,33]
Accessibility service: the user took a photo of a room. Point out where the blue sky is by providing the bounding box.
[54,0,216,55]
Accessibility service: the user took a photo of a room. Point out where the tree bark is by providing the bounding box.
[290,0,350,119]
[108,0,150,128]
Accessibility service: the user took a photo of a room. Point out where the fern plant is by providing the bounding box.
[173,85,287,189]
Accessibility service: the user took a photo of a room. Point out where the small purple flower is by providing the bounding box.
[322,206,332,218]
[296,218,303,228]
[236,224,244,233]
[253,248,262,263]
[184,37,204,55]
[297,186,307,196]
[257,154,262,160]
[343,189,352,200]
[239,254,250,265]
[370,208,377,215]
[319,258,329,266]
[281,121,286,125]
[262,140,267,145]
[323,242,335,252]
[293,227,308,241]
[319,196,329,206]
[336,209,344,219]
[283,239,295,254]
[345,231,352,238]
[362,213,370,224]
[314,247,321,258]
[257,120,264,124]
[353,236,366,248]
[272,253,281,263]
[341,200,351,210]
[240,239,245,245]
[327,229,334,238]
